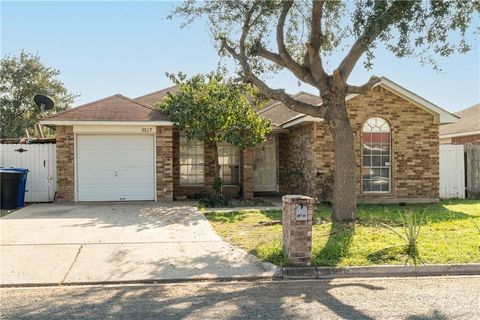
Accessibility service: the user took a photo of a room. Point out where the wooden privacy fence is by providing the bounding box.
[439,144,465,199]
[465,144,480,199]
[0,143,56,202]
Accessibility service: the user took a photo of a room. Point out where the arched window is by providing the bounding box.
[362,117,391,192]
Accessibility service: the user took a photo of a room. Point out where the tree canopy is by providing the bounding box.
[157,71,271,149]
[0,51,78,138]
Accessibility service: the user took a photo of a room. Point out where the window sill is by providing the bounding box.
[362,191,392,194]
[179,185,205,187]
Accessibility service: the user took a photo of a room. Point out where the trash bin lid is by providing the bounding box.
[0,168,29,174]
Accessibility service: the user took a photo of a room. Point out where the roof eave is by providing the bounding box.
[281,115,324,129]
[40,120,173,126]
[439,129,480,139]
[377,77,459,124]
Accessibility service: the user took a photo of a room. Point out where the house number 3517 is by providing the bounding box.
[141,128,152,133]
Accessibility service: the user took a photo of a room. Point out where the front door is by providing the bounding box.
[253,136,278,192]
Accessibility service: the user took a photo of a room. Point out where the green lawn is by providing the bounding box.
[205,200,480,267]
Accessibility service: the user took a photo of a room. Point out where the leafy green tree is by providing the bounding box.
[0,51,78,138]
[157,71,272,193]
[171,0,479,221]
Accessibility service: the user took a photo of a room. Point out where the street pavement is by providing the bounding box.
[1,276,479,319]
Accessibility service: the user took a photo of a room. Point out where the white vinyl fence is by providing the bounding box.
[439,144,465,199]
[0,143,56,202]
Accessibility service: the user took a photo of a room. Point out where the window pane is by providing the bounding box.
[179,133,204,185]
[371,156,381,167]
[362,117,390,192]
[371,179,382,192]
[363,180,371,192]
[381,132,390,143]
[180,175,188,185]
[371,144,382,155]
[381,156,390,167]
[362,167,372,180]
[232,166,240,184]
[218,143,240,185]
[363,156,371,167]
[363,144,372,155]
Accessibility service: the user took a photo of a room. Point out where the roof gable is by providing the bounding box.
[44,94,169,122]
[262,77,458,127]
[440,103,480,137]
[135,85,179,107]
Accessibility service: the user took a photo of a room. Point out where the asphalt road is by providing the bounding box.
[1,276,479,319]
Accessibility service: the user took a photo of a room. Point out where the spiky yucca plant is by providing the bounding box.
[384,209,425,264]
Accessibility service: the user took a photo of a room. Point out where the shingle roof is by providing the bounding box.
[258,92,322,126]
[45,94,169,122]
[440,103,480,137]
[135,85,179,107]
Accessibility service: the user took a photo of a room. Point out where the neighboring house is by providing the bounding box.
[439,103,480,144]
[41,77,457,203]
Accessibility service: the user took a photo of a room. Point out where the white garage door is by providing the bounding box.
[77,135,155,201]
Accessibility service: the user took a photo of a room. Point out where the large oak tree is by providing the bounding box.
[171,0,479,221]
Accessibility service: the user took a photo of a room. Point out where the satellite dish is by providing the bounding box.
[34,94,54,112]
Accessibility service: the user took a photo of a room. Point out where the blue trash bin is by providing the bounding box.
[0,168,29,208]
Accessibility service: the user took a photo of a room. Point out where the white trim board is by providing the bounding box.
[41,120,173,126]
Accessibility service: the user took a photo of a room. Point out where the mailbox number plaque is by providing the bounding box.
[294,204,308,221]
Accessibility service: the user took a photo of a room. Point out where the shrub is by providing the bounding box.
[199,194,231,208]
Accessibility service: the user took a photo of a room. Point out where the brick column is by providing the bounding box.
[282,195,314,266]
[56,125,75,202]
[242,147,254,200]
[156,126,173,201]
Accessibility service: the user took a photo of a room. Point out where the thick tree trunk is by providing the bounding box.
[323,82,357,222]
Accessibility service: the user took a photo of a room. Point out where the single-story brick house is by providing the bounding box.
[41,77,457,203]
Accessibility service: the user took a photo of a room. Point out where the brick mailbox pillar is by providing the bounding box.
[282,195,314,266]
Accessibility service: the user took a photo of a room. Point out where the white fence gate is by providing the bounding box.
[0,144,56,202]
[439,144,465,199]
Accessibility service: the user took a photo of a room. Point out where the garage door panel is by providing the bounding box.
[77,135,155,201]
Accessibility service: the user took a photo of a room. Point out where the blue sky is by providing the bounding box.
[2,1,479,112]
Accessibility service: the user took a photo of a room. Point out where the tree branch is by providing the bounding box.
[254,42,286,67]
[338,2,408,80]
[310,0,325,52]
[275,1,317,86]
[219,37,326,118]
[306,0,328,89]
[218,3,326,118]
[346,76,381,94]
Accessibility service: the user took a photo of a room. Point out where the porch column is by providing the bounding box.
[156,126,173,201]
[242,147,254,200]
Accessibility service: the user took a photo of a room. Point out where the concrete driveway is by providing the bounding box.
[0,203,275,286]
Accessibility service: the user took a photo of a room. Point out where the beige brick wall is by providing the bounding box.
[156,126,174,201]
[279,124,317,196]
[280,86,439,203]
[451,134,480,145]
[56,126,75,202]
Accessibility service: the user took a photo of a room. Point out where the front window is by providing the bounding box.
[362,117,391,192]
[179,133,204,186]
[218,143,240,185]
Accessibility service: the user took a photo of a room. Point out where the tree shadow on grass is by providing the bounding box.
[355,200,479,226]
[313,222,356,267]
[204,210,251,223]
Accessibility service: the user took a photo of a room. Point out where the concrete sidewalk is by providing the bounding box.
[0,203,275,286]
